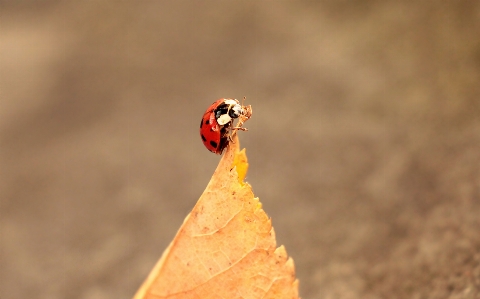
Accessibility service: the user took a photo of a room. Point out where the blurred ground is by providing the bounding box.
[1,1,480,299]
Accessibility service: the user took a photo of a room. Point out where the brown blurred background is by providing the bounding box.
[1,1,480,298]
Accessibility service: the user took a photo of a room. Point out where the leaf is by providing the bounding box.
[134,135,300,299]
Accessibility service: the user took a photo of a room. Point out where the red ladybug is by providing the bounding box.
[199,98,251,154]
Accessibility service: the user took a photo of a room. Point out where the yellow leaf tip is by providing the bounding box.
[232,148,249,184]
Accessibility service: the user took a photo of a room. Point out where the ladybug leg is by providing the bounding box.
[234,105,252,130]
[227,125,235,142]
[227,126,234,142]
[226,103,252,142]
[228,126,248,142]
[227,124,246,141]
[232,126,248,131]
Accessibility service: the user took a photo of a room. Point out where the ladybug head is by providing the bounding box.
[215,99,243,125]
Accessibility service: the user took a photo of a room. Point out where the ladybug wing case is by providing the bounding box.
[200,108,223,154]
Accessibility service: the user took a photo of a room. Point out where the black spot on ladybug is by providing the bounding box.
[205,119,210,125]
[201,134,207,142]
[210,140,218,148]
[200,119,203,128]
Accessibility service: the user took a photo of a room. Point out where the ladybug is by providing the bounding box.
[199,98,251,154]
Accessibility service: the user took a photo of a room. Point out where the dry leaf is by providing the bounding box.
[134,135,299,299]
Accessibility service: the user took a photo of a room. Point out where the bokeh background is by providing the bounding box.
[1,1,480,298]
